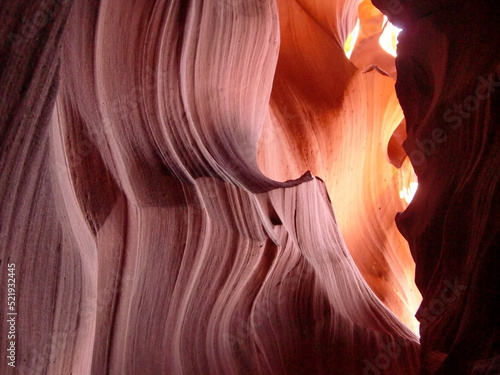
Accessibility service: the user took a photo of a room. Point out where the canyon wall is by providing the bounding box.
[372,0,500,373]
[1,0,498,374]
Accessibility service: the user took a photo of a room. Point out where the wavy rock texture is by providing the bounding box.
[259,0,421,331]
[372,0,500,373]
[0,0,497,374]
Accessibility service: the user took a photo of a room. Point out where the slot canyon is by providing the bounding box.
[0,0,498,374]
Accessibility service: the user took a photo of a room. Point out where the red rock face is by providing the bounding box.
[0,0,497,374]
[260,0,421,332]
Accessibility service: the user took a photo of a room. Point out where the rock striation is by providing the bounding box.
[0,0,498,374]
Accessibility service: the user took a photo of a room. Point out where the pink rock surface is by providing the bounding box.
[1,0,498,374]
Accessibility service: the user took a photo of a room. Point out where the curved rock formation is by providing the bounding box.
[0,0,497,374]
[260,0,421,331]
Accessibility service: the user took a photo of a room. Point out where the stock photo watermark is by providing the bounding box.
[226,269,302,348]
[7,0,68,51]
[386,0,403,15]
[53,66,167,177]
[363,277,467,374]
[15,267,136,375]
[408,73,499,167]
[5,263,17,368]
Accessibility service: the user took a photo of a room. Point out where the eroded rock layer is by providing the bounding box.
[1,0,498,374]
[259,0,421,331]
